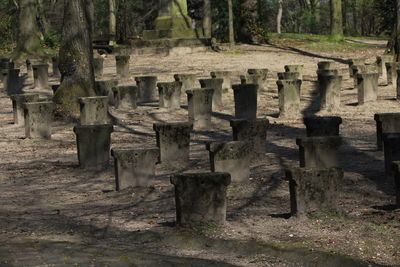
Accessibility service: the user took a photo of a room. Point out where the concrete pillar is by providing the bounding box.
[206,141,251,183]
[78,96,109,125]
[135,76,158,103]
[32,64,50,89]
[170,172,231,226]
[210,71,232,91]
[284,65,303,80]
[357,72,379,105]
[240,74,264,103]
[157,81,182,110]
[232,84,258,120]
[230,118,269,157]
[95,80,119,105]
[374,113,400,151]
[248,68,269,91]
[391,161,400,207]
[285,167,343,217]
[93,57,104,79]
[115,55,130,80]
[317,61,336,70]
[186,88,214,129]
[303,116,342,137]
[111,147,159,190]
[296,136,342,169]
[0,58,14,83]
[385,62,400,86]
[3,69,21,95]
[73,124,114,170]
[23,101,54,139]
[113,86,138,110]
[348,58,366,77]
[278,72,300,81]
[199,78,223,109]
[276,80,301,119]
[318,74,342,111]
[351,64,378,88]
[174,74,197,94]
[10,93,39,126]
[376,55,393,76]
[153,122,193,167]
[52,56,61,78]
[384,133,400,177]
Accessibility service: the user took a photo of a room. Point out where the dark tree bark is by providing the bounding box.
[228,0,235,46]
[330,0,344,40]
[396,0,400,61]
[53,0,96,119]
[203,0,211,38]
[277,0,283,34]
[239,0,259,43]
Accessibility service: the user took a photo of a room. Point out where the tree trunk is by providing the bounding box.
[15,0,42,57]
[330,0,343,40]
[53,0,96,119]
[239,0,259,43]
[203,0,212,38]
[277,0,283,34]
[228,0,235,46]
[396,0,400,61]
[109,0,116,44]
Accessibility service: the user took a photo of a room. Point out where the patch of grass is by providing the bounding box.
[195,222,219,236]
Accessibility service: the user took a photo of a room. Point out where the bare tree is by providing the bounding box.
[330,0,344,40]
[203,0,211,38]
[228,0,235,46]
[277,0,283,34]
[109,0,116,44]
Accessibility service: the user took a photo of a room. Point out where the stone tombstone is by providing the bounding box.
[278,72,300,81]
[276,79,301,119]
[199,78,223,109]
[318,74,342,111]
[170,172,231,226]
[32,64,50,89]
[240,74,265,98]
[210,71,232,91]
[352,64,378,88]
[285,167,344,217]
[174,74,197,94]
[391,161,400,207]
[78,96,109,125]
[3,69,21,95]
[206,141,251,183]
[51,84,60,95]
[317,69,339,84]
[303,116,342,137]
[93,57,104,79]
[51,56,61,78]
[348,58,366,77]
[95,80,119,105]
[284,65,304,80]
[186,88,214,129]
[385,62,400,86]
[383,133,400,177]
[153,122,193,166]
[23,101,54,139]
[113,86,138,110]
[115,55,130,80]
[230,118,269,157]
[357,72,379,105]
[111,147,159,190]
[397,69,400,99]
[317,61,336,70]
[248,68,269,81]
[73,124,113,170]
[376,55,393,76]
[157,81,182,110]
[135,76,158,102]
[232,84,258,120]
[0,58,14,83]
[374,113,400,151]
[10,93,39,126]
[296,136,342,169]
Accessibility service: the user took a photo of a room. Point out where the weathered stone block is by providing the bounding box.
[317,61,336,70]
[391,161,400,207]
[348,58,366,77]
[32,64,50,89]
[23,101,54,139]
[210,71,232,91]
[240,73,265,102]
[186,88,214,129]
[78,96,109,125]
[73,124,113,170]
[278,72,300,81]
[157,81,182,110]
[135,76,158,102]
[230,118,269,157]
[10,93,39,126]
[357,72,379,105]
[153,122,193,166]
[385,62,400,86]
[286,167,343,217]
[51,56,60,78]
[352,64,378,88]
[397,69,400,99]
[206,141,251,183]
[199,78,223,109]
[248,68,269,81]
[111,147,159,190]
[174,74,197,93]
[112,86,138,110]
[3,69,21,95]
[374,113,400,151]
[296,136,342,169]
[95,80,119,105]
[284,65,304,80]
[93,57,104,79]
[115,55,130,80]
[303,116,342,137]
[376,55,393,76]
[317,74,342,111]
[232,84,258,120]
[170,172,231,226]
[276,80,301,119]
[383,134,400,177]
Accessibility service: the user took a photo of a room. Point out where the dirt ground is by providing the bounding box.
[0,43,399,266]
